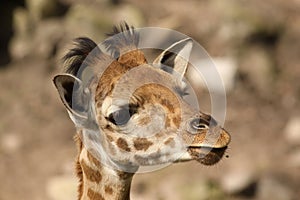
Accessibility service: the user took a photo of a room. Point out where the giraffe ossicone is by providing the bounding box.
[53,22,231,200]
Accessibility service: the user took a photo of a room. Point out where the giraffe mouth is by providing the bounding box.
[187,146,228,165]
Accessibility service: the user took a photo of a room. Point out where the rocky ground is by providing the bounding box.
[0,0,300,199]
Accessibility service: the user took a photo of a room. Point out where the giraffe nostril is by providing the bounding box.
[190,118,209,130]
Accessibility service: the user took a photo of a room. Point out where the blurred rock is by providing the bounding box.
[276,16,300,110]
[46,175,77,200]
[9,0,145,61]
[9,7,32,60]
[113,4,145,27]
[9,0,69,60]
[284,116,300,168]
[9,36,32,60]
[284,117,300,146]
[26,0,68,22]
[64,3,144,41]
[238,45,275,98]
[1,133,22,153]
[287,149,300,168]
[64,4,111,41]
[34,19,65,59]
[189,57,237,93]
[181,180,224,200]
[277,16,300,74]
[220,164,257,195]
[10,19,64,60]
[12,7,31,38]
[257,176,293,200]
[214,0,284,40]
[197,0,284,55]
[213,57,237,92]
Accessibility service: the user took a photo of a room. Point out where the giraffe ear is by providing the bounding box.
[153,38,193,79]
[53,74,89,120]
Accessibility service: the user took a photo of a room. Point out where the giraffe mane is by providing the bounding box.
[63,22,139,79]
[63,37,102,78]
[103,21,139,58]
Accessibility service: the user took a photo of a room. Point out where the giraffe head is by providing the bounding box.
[53,23,230,173]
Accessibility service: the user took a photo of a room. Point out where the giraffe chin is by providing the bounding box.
[187,146,227,165]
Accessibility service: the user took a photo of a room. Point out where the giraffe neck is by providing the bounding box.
[75,134,135,200]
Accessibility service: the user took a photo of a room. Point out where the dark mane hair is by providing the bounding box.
[63,37,100,77]
[63,22,138,77]
[103,21,139,58]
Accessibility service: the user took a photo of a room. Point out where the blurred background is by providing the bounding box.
[0,0,300,199]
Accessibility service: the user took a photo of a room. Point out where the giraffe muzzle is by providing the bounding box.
[184,116,231,165]
[187,146,228,165]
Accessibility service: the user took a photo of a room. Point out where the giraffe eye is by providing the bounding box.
[107,106,137,126]
[190,118,210,130]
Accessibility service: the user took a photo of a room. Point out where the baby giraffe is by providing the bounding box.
[53,23,230,200]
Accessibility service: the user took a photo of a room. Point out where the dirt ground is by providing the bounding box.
[0,0,300,200]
